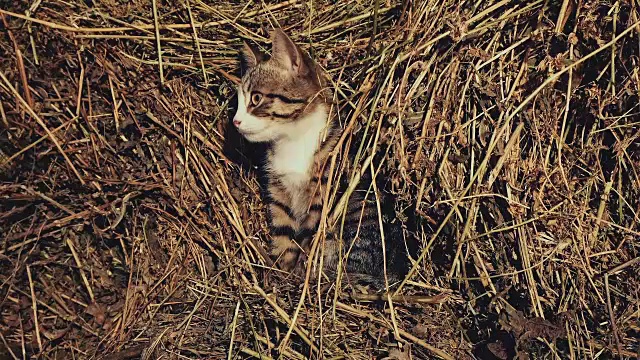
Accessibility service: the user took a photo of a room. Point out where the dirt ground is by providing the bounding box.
[1,0,639,359]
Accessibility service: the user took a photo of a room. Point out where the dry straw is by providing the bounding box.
[1,0,639,359]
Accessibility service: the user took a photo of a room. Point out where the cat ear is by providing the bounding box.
[241,41,263,69]
[270,28,306,74]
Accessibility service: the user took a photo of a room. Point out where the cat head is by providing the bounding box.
[232,29,328,143]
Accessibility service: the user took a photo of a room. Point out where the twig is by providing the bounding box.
[151,0,165,86]
[228,301,241,360]
[26,266,43,354]
[66,237,95,303]
[185,0,208,86]
[1,13,34,109]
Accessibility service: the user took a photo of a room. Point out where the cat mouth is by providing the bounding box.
[236,128,255,136]
[238,129,263,141]
[239,128,269,138]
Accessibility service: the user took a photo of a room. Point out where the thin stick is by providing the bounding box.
[20,185,75,215]
[1,13,34,109]
[152,0,165,85]
[26,266,43,354]
[108,76,120,132]
[0,333,19,360]
[604,273,623,359]
[350,292,450,304]
[185,0,208,85]
[227,301,241,360]
[75,55,84,117]
[66,237,95,303]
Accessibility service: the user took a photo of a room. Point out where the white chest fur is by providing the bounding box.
[268,107,328,216]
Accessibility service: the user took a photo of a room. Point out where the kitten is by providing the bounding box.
[232,29,411,287]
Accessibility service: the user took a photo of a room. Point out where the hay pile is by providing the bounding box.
[1,0,639,358]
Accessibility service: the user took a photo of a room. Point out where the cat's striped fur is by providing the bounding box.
[232,29,412,286]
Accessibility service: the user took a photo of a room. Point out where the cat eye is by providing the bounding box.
[250,92,263,106]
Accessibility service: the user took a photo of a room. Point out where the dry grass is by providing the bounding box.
[1,0,640,359]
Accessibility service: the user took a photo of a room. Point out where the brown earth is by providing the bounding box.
[1,1,639,359]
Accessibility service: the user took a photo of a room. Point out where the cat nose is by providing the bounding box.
[233,118,241,127]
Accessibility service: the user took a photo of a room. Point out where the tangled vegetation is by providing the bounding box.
[1,0,639,358]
